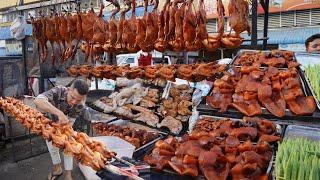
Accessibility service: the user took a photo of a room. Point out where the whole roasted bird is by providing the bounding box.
[103,1,120,53]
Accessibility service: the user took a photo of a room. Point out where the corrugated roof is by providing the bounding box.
[242,26,320,45]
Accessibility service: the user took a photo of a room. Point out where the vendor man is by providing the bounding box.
[34,79,89,180]
[305,34,320,53]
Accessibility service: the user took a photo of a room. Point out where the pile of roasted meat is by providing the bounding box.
[67,63,226,83]
[157,84,193,133]
[93,83,193,134]
[30,0,250,65]
[234,50,297,68]
[144,117,280,179]
[93,122,159,148]
[206,64,316,117]
[93,84,161,124]
[0,97,116,171]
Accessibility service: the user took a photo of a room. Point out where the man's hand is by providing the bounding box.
[57,112,69,125]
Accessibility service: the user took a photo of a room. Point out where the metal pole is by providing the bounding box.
[19,0,28,95]
[262,0,269,50]
[251,0,258,48]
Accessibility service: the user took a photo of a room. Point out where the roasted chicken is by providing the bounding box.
[0,97,116,171]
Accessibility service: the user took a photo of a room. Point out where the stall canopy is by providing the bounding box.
[242,26,320,45]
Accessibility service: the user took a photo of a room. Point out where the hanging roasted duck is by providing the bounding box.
[144,0,160,52]
[103,0,120,53]
[135,0,149,52]
[116,0,132,52]
[122,0,140,53]
[166,0,178,51]
[80,5,99,63]
[198,0,221,51]
[44,10,62,65]
[154,0,170,52]
[92,3,108,62]
[29,12,48,63]
[170,0,186,52]
[221,0,249,48]
[63,4,83,62]
[183,0,202,51]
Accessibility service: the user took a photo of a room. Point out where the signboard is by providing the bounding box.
[266,0,320,12]
[5,40,22,56]
[205,0,320,19]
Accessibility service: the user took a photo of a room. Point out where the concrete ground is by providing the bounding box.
[0,143,86,180]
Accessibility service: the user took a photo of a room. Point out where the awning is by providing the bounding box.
[242,26,320,45]
[0,24,32,40]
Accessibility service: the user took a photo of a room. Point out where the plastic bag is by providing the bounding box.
[10,16,27,40]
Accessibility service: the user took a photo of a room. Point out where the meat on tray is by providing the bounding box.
[206,65,316,117]
[93,123,159,148]
[144,117,280,180]
[91,84,187,134]
[67,63,226,83]
[192,116,281,143]
[234,50,296,68]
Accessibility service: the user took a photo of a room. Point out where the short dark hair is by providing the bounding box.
[305,34,320,48]
[72,79,89,95]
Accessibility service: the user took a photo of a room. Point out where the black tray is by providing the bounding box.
[88,98,190,136]
[199,66,320,122]
[229,49,298,68]
[137,136,276,180]
[91,121,167,157]
[86,89,113,105]
[115,117,190,137]
[197,102,320,126]
[133,132,168,160]
[195,115,285,142]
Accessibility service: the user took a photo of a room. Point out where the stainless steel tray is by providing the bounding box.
[299,68,320,110]
[284,125,320,141]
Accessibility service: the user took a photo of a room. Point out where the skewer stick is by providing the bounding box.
[104,163,144,180]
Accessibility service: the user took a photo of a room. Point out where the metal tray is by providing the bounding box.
[122,117,190,137]
[88,99,190,136]
[133,133,167,160]
[198,66,320,121]
[299,68,320,110]
[284,125,320,141]
[229,49,298,68]
[86,89,113,105]
[196,115,285,141]
[91,121,167,157]
[138,136,276,180]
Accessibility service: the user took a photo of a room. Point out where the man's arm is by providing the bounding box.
[34,86,69,124]
[34,98,68,123]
